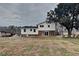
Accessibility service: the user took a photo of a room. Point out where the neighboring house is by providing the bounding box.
[0,31,12,37]
[57,24,79,37]
[0,27,13,37]
[21,21,59,37]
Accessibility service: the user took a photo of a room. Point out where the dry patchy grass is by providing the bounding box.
[0,37,78,56]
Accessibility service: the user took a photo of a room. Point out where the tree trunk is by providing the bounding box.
[55,22,58,35]
[68,29,72,37]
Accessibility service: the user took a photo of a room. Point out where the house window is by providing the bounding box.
[24,28,26,32]
[40,25,44,27]
[48,25,50,27]
[34,29,36,32]
[30,29,32,31]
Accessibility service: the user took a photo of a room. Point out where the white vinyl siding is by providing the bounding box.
[38,22,55,31]
[21,28,38,35]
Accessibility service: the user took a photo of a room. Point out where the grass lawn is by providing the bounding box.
[0,36,79,56]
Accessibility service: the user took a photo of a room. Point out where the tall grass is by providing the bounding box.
[0,37,78,55]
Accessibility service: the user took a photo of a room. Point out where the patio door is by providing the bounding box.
[44,31,49,36]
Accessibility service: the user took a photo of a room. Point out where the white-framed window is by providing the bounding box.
[24,28,26,32]
[48,25,50,27]
[34,29,36,32]
[40,25,44,27]
[30,29,32,31]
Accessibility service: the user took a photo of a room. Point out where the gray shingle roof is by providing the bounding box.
[21,26,38,28]
[0,27,11,33]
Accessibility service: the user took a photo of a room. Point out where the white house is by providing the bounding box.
[21,21,58,37]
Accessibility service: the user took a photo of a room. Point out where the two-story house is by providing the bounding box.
[20,21,58,37]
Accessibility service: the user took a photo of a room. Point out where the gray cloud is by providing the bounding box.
[0,3,58,26]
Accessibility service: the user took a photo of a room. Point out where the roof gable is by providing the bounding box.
[37,21,54,25]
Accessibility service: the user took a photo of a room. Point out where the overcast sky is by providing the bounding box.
[0,3,58,26]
